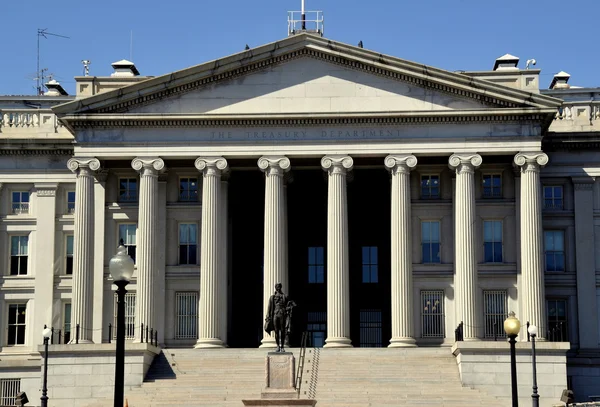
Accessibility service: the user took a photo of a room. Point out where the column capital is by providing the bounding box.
[384,154,417,174]
[195,157,228,176]
[132,157,165,176]
[68,158,101,174]
[321,155,353,174]
[514,152,548,172]
[258,156,291,176]
[448,154,482,173]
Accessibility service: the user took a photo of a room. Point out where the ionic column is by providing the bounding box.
[321,155,353,348]
[514,152,548,340]
[385,154,418,347]
[258,156,291,348]
[67,158,101,343]
[132,157,165,340]
[194,157,228,348]
[449,153,482,340]
[219,175,229,346]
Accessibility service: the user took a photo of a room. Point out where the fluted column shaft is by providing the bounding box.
[132,158,164,339]
[449,154,482,340]
[68,158,100,343]
[385,155,417,347]
[515,152,548,340]
[219,177,229,346]
[322,155,353,348]
[258,156,291,348]
[195,157,228,348]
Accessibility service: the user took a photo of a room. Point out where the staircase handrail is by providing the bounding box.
[295,331,308,397]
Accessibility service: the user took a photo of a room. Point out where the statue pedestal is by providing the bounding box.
[242,352,316,407]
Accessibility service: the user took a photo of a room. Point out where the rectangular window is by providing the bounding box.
[421,290,445,338]
[67,191,76,214]
[179,224,198,265]
[483,290,507,338]
[179,178,199,202]
[307,311,326,348]
[421,175,440,199]
[113,293,136,340]
[64,303,71,344]
[483,221,503,263]
[545,231,565,272]
[544,186,563,210]
[0,378,21,407]
[361,246,378,283]
[308,247,325,284]
[119,178,138,203]
[11,191,29,214]
[483,174,502,198]
[359,309,382,347]
[547,299,568,341]
[118,224,137,263]
[66,235,74,275]
[10,236,28,275]
[421,221,441,263]
[7,304,26,345]
[175,292,198,339]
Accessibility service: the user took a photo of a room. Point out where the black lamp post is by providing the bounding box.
[528,325,540,407]
[40,327,52,407]
[504,311,521,407]
[109,243,134,407]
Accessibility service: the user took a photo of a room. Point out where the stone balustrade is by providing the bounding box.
[553,102,600,123]
[0,109,65,134]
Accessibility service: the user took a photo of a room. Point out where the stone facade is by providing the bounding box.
[0,33,599,405]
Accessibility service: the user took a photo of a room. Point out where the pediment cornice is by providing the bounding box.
[54,34,562,118]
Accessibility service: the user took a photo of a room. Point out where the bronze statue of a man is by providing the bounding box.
[265,283,289,352]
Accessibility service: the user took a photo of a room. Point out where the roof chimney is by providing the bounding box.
[493,54,519,71]
[45,79,68,96]
[549,71,571,89]
[111,59,140,77]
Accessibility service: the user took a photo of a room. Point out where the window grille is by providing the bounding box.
[308,247,325,284]
[483,290,507,338]
[113,293,136,340]
[306,311,326,347]
[118,178,138,202]
[11,191,29,214]
[10,236,28,275]
[179,178,199,202]
[359,309,382,347]
[0,379,20,407]
[361,246,378,283]
[421,221,441,263]
[175,292,198,340]
[543,186,563,210]
[483,221,503,263]
[544,231,565,272]
[421,290,445,338]
[421,175,440,199]
[483,174,502,198]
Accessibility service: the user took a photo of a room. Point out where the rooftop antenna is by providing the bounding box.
[130,30,133,62]
[81,60,91,76]
[301,0,306,30]
[37,28,69,95]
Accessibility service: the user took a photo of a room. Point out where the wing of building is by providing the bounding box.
[1,32,599,405]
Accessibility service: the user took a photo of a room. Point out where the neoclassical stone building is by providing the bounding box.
[1,33,599,403]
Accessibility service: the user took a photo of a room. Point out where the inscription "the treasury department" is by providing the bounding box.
[209,128,407,140]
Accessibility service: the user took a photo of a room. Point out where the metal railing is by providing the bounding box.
[11,203,29,215]
[295,331,308,397]
[287,10,324,36]
[0,378,20,407]
[421,290,445,338]
[175,292,198,339]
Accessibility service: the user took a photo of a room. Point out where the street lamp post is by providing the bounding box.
[109,243,135,407]
[504,311,521,407]
[528,325,540,407]
[40,327,52,407]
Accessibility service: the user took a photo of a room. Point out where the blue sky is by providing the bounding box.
[1,0,599,95]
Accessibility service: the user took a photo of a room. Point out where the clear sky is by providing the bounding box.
[1,0,599,96]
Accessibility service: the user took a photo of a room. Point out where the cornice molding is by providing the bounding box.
[0,148,72,156]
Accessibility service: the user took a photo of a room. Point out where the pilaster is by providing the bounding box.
[321,155,353,348]
[514,152,548,340]
[385,154,418,347]
[258,156,291,348]
[195,157,228,348]
[67,157,101,343]
[572,176,598,348]
[449,153,482,340]
[131,157,165,340]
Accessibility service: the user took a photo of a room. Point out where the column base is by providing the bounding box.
[259,337,277,348]
[388,337,417,348]
[462,337,481,342]
[71,339,94,344]
[194,338,225,349]
[324,337,352,348]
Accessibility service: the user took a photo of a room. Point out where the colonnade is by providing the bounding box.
[67,151,549,346]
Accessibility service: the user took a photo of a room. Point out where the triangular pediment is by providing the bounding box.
[54,33,561,119]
